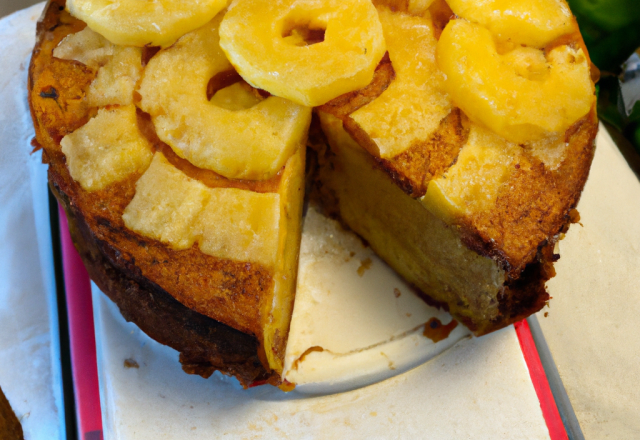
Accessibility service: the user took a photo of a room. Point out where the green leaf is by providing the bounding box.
[587,22,640,73]
[597,76,626,131]
[569,0,640,32]
[633,124,640,152]
[628,100,640,124]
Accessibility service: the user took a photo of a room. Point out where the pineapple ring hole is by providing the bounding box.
[206,70,266,111]
[281,19,326,46]
[206,70,243,100]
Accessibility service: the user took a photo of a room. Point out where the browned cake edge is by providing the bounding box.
[0,386,24,440]
[50,176,278,387]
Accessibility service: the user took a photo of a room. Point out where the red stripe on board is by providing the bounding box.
[58,205,103,439]
[514,320,567,440]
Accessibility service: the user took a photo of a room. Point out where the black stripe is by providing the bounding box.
[49,188,78,440]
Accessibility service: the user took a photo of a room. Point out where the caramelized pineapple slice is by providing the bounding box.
[421,124,520,222]
[437,20,594,143]
[60,105,153,191]
[219,0,386,106]
[446,0,575,48]
[123,152,280,270]
[66,0,227,47]
[139,14,311,180]
[350,8,451,159]
[54,27,142,106]
[123,153,209,249]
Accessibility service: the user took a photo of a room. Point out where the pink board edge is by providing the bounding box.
[514,319,568,440]
[58,205,103,440]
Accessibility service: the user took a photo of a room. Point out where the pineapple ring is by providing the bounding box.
[66,0,227,47]
[437,20,594,143]
[138,13,312,181]
[446,0,575,48]
[219,0,386,107]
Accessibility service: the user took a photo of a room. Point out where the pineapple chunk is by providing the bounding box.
[55,27,142,106]
[87,46,142,107]
[139,14,311,180]
[407,0,436,15]
[373,0,436,16]
[209,82,262,111]
[219,0,386,106]
[197,189,280,269]
[66,0,227,47]
[122,153,280,268]
[53,26,114,68]
[437,19,594,143]
[60,105,153,191]
[123,153,209,249]
[446,0,575,48]
[350,8,451,159]
[421,124,521,222]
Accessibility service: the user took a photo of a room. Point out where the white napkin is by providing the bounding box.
[0,3,65,439]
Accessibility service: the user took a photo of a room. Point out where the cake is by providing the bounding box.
[0,387,23,440]
[28,0,597,387]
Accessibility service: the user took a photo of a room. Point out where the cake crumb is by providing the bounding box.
[357,258,372,276]
[569,209,583,226]
[423,318,458,343]
[544,312,549,317]
[393,288,401,298]
[124,358,139,369]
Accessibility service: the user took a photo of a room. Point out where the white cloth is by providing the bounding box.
[0,3,65,439]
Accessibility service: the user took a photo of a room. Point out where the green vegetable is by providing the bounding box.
[627,102,640,152]
[568,0,640,151]
[570,0,640,32]
[568,0,640,73]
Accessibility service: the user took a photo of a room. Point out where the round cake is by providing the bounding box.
[28,0,598,388]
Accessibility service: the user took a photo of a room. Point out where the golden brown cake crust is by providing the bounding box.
[0,387,23,440]
[52,180,271,386]
[460,111,598,278]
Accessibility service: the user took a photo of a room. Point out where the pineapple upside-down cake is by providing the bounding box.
[29,0,598,387]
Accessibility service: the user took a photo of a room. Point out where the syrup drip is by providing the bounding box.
[423,317,458,343]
